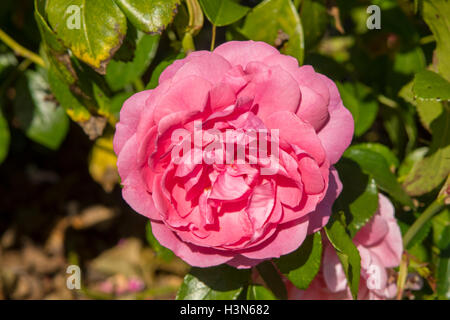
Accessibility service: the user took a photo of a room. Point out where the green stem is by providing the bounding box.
[0,29,45,67]
[419,34,435,45]
[403,194,447,248]
[182,33,196,53]
[210,25,216,51]
[133,78,145,92]
[377,94,399,109]
[396,253,409,300]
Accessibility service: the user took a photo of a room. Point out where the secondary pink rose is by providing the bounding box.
[113,41,354,268]
[288,194,403,299]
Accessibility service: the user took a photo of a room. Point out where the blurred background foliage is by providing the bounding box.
[0,0,448,300]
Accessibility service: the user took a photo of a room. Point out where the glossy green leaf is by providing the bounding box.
[146,52,185,90]
[114,0,180,33]
[256,261,287,300]
[198,0,250,26]
[46,0,127,74]
[14,70,69,150]
[246,284,276,300]
[325,219,361,300]
[337,82,378,137]
[413,70,450,101]
[106,33,159,91]
[334,158,379,237]
[344,146,414,207]
[275,232,322,290]
[239,0,304,64]
[176,265,250,300]
[0,108,9,164]
[422,0,450,80]
[354,143,400,171]
[403,105,450,196]
[300,0,329,49]
[145,221,174,263]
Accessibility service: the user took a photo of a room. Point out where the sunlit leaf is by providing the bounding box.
[275,232,322,290]
[199,0,250,26]
[113,0,180,33]
[239,0,304,64]
[46,0,127,74]
[176,265,250,300]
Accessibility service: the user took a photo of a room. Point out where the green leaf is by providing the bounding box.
[256,261,287,300]
[336,82,378,137]
[403,105,450,196]
[114,0,180,33]
[354,143,400,171]
[14,70,69,150]
[334,158,379,237]
[399,76,443,133]
[432,208,450,250]
[198,0,250,26]
[106,32,159,91]
[413,70,450,102]
[34,0,66,53]
[46,0,127,74]
[275,232,322,290]
[239,0,304,64]
[35,0,78,85]
[146,221,174,263]
[176,265,250,300]
[422,0,450,81]
[344,146,414,207]
[398,147,429,181]
[0,107,10,164]
[392,46,426,76]
[146,52,185,90]
[325,219,361,300]
[246,284,276,300]
[299,0,329,49]
[48,66,91,123]
[416,100,443,133]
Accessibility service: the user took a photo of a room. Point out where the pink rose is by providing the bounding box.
[288,194,403,299]
[113,41,354,268]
